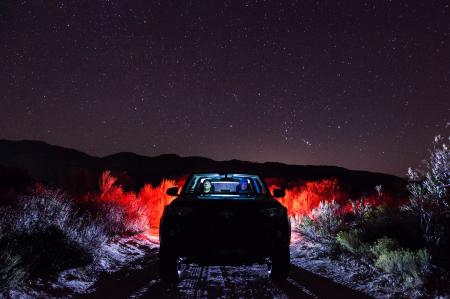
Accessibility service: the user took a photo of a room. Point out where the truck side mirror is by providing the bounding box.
[166,187,179,196]
[272,188,285,198]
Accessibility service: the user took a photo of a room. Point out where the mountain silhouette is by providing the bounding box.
[0,139,406,197]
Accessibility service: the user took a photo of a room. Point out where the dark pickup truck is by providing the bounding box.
[159,173,291,282]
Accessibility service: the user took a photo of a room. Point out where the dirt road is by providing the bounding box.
[78,246,373,299]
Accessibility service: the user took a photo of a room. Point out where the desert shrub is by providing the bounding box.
[0,231,26,290]
[336,229,361,253]
[269,179,347,220]
[335,233,431,286]
[357,205,423,248]
[405,135,449,247]
[89,197,133,236]
[357,242,373,257]
[310,200,344,237]
[298,200,344,239]
[14,190,108,250]
[139,179,178,229]
[370,237,400,258]
[98,171,149,234]
[369,237,430,286]
[298,215,317,238]
[0,189,108,289]
[375,248,431,286]
[336,232,393,258]
[348,197,374,227]
[96,171,180,232]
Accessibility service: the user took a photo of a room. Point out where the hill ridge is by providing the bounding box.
[0,139,406,196]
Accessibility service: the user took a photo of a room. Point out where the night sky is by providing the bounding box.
[0,1,449,176]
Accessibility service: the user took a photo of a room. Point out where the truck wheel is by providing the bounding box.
[268,246,290,280]
[159,244,179,283]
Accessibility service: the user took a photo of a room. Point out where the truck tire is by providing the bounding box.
[268,245,290,280]
[159,244,179,283]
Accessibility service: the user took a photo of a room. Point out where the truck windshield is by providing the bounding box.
[183,173,267,196]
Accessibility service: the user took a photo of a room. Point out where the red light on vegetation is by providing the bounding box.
[267,179,347,219]
[94,171,401,232]
[98,171,184,231]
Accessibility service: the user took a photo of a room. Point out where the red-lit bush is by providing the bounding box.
[86,172,403,234]
[139,179,179,229]
[299,200,345,239]
[267,179,348,221]
[93,171,184,232]
[98,171,147,233]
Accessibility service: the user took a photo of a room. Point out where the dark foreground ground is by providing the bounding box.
[5,232,427,298]
[75,245,372,299]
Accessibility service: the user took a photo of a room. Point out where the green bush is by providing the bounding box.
[370,237,400,258]
[350,198,374,227]
[375,248,430,286]
[356,205,423,250]
[336,230,361,253]
[335,233,431,286]
[360,206,396,240]
[298,215,317,238]
[358,242,372,257]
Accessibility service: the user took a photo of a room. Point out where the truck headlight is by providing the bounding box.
[166,206,193,217]
[260,207,285,218]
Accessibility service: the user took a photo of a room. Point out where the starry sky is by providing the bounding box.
[0,1,449,176]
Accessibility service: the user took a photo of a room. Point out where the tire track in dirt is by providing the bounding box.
[142,263,291,298]
[285,264,373,299]
[78,245,374,299]
[179,264,204,298]
[77,249,159,299]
